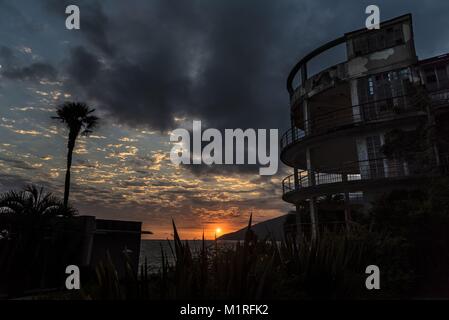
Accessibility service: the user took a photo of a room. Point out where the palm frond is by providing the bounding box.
[0,185,77,217]
[53,102,100,136]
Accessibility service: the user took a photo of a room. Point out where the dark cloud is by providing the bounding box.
[54,0,299,132]
[1,62,58,82]
[66,46,101,84]
[0,44,57,82]
[79,45,193,131]
[44,0,115,56]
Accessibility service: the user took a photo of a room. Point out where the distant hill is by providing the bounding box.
[218,214,293,241]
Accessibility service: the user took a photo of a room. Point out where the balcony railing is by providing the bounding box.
[282,156,444,197]
[281,93,429,151]
[287,36,346,96]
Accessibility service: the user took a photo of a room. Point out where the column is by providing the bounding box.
[342,174,352,230]
[306,147,318,241]
[295,204,302,242]
[294,168,299,191]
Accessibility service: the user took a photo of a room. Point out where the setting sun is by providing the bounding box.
[215,228,222,234]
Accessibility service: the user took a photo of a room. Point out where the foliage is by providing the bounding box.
[53,102,99,139]
[84,217,415,300]
[0,186,79,298]
[0,185,77,218]
[369,178,449,296]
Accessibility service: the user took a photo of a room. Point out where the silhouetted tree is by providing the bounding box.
[369,178,449,296]
[0,185,76,217]
[0,185,76,297]
[53,102,99,207]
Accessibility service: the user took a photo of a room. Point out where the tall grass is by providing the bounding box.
[84,216,413,300]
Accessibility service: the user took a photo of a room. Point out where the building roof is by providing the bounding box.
[418,53,449,66]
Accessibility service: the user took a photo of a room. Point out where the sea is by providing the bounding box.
[139,240,236,273]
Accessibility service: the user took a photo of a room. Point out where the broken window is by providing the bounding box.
[358,68,412,119]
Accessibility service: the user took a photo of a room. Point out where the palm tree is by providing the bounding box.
[0,185,76,295]
[0,185,76,217]
[53,102,99,207]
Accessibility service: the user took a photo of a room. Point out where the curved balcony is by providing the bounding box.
[287,36,345,97]
[282,156,444,204]
[281,93,429,167]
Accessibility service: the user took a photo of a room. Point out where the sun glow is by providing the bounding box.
[215,228,222,235]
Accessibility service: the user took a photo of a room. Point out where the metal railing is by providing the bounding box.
[282,172,309,194]
[281,92,429,151]
[282,155,444,197]
[280,127,305,151]
[287,37,346,96]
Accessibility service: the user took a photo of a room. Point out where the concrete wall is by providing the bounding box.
[90,219,142,277]
[0,215,142,297]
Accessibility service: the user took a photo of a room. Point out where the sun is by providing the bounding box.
[215,227,222,234]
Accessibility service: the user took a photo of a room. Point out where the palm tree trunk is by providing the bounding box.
[64,139,75,208]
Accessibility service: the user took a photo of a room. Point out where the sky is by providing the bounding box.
[0,0,448,239]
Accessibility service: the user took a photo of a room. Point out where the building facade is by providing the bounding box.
[281,14,449,239]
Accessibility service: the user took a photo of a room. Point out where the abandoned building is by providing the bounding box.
[281,14,449,239]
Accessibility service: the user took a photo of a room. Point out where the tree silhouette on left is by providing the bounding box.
[53,102,99,207]
[0,185,76,217]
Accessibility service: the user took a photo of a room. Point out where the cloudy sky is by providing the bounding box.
[0,0,448,239]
